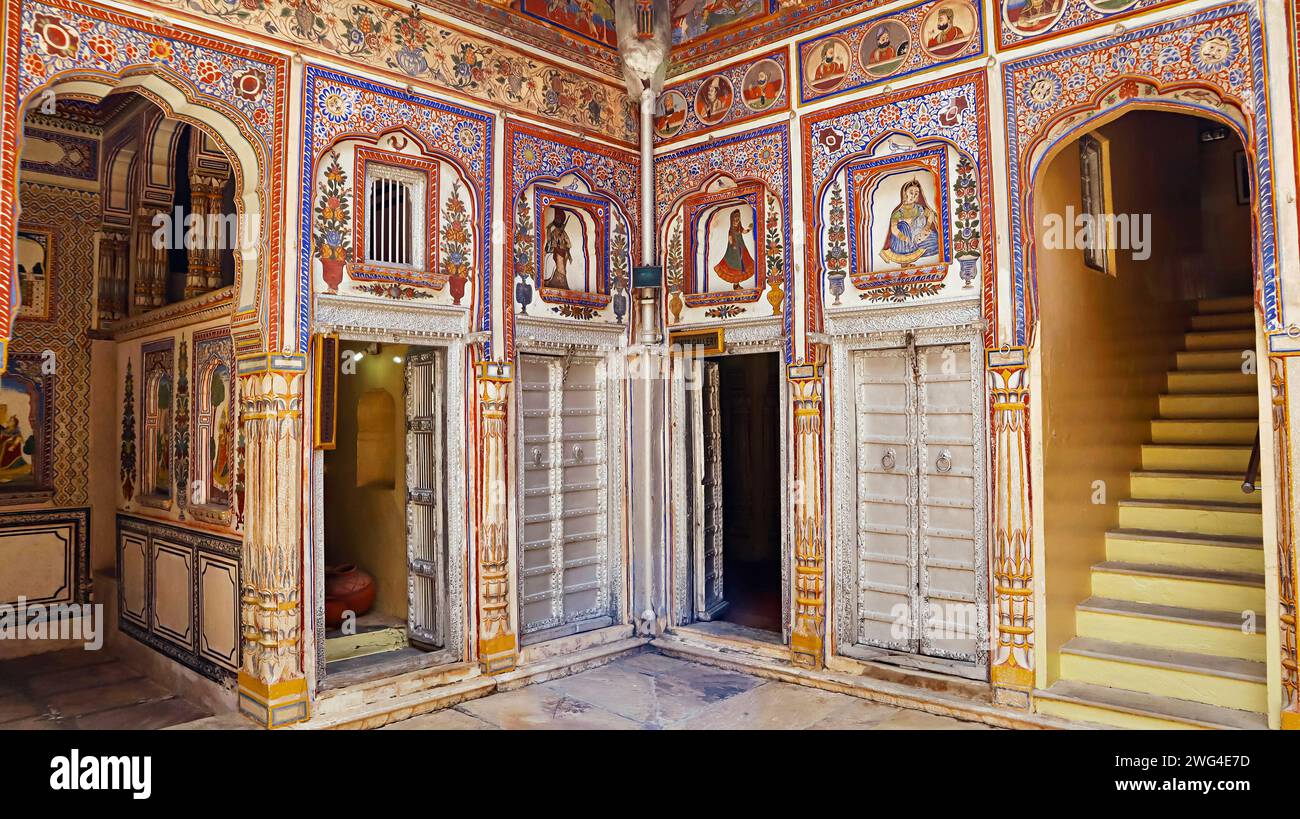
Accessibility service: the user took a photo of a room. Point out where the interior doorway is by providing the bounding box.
[682,351,784,640]
[321,341,452,683]
[1033,109,1270,725]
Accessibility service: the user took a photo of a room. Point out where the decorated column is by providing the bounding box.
[237,359,309,728]
[1270,354,1299,730]
[789,360,826,669]
[987,348,1034,704]
[476,361,518,673]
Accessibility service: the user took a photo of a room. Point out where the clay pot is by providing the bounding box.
[324,564,375,627]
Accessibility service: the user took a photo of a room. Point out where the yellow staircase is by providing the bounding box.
[1036,296,1270,729]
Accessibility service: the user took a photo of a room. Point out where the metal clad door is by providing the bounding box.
[917,344,978,661]
[518,356,557,632]
[558,357,608,624]
[517,353,610,641]
[852,348,917,651]
[405,351,444,648]
[696,360,725,620]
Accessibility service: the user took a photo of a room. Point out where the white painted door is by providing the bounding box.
[852,341,980,663]
[405,350,445,649]
[517,353,612,643]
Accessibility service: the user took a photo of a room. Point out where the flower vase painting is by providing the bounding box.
[315,152,352,293]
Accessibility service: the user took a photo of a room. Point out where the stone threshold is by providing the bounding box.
[651,634,1082,731]
[297,631,651,730]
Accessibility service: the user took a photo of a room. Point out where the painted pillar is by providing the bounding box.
[476,361,518,673]
[236,358,309,728]
[789,360,826,669]
[1269,354,1299,729]
[987,348,1034,705]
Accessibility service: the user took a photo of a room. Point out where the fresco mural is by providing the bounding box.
[140,339,175,508]
[673,0,772,45]
[798,0,984,104]
[995,0,1188,50]
[655,48,789,144]
[519,0,619,47]
[802,69,992,315]
[504,120,638,347]
[657,124,791,345]
[140,0,633,141]
[303,67,493,344]
[0,354,53,503]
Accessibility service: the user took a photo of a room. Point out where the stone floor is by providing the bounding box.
[383,650,994,730]
[0,648,211,730]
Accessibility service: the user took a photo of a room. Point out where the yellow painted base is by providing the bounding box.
[1283,710,1300,730]
[238,672,310,729]
[478,633,518,674]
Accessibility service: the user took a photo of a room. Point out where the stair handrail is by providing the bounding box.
[1242,428,1260,494]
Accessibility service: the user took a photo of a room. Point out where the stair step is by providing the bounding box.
[1149,418,1257,445]
[1035,680,1268,730]
[1158,392,1258,419]
[1189,311,1254,331]
[1059,637,1266,712]
[1166,369,1257,394]
[1075,596,1264,660]
[1118,498,1262,537]
[1091,560,1265,611]
[1105,528,1263,573]
[1141,443,1252,472]
[1129,471,1262,505]
[1175,349,1253,371]
[1184,329,1255,351]
[1196,296,1254,314]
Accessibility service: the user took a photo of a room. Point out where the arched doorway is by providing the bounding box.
[1031,108,1269,729]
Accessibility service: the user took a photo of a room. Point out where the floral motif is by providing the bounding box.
[195,59,222,85]
[33,13,79,58]
[441,181,472,305]
[313,152,351,263]
[952,155,981,260]
[120,360,136,502]
[148,38,173,62]
[86,34,117,63]
[318,84,354,123]
[234,68,266,101]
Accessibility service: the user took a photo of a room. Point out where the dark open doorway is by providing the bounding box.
[713,351,782,634]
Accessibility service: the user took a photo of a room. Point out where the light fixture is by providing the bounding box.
[392,356,403,364]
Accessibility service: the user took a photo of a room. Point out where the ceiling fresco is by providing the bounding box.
[669,0,897,74]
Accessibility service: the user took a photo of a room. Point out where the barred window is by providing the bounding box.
[365,164,426,269]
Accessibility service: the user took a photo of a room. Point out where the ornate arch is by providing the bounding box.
[1001,2,1277,348]
[2,0,289,366]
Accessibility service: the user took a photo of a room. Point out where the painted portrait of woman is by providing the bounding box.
[711,208,755,288]
[879,178,939,266]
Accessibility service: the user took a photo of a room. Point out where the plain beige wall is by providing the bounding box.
[1035,110,1250,680]
[323,343,410,623]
